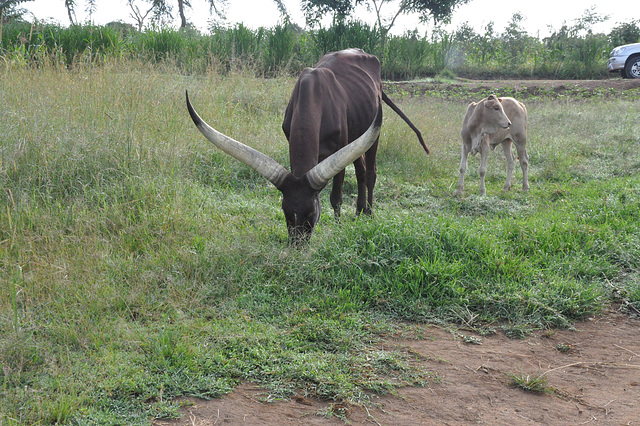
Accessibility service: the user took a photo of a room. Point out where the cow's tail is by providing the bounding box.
[382,91,429,154]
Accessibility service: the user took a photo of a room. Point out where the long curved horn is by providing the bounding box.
[186,90,290,188]
[306,108,382,190]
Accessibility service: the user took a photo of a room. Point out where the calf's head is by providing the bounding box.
[481,95,511,133]
[186,91,381,245]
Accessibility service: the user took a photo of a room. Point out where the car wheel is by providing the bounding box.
[624,55,640,79]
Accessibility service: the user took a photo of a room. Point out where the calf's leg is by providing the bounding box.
[501,139,515,192]
[477,136,490,196]
[456,142,471,196]
[514,137,529,192]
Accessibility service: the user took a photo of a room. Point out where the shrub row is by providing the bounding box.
[1,17,638,79]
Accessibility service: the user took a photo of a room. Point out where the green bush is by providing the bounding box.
[2,16,635,79]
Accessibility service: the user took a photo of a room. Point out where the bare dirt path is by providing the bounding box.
[429,78,640,91]
[385,78,640,99]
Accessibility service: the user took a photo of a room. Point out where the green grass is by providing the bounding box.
[0,20,624,79]
[1,62,639,424]
[507,372,555,394]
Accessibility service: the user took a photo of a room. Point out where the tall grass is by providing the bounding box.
[0,63,639,423]
[2,17,635,78]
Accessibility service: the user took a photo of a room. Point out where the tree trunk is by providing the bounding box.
[177,0,187,28]
[63,0,76,25]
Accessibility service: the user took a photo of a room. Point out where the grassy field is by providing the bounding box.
[1,63,639,424]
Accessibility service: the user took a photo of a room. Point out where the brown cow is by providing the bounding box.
[187,48,428,245]
[456,95,528,196]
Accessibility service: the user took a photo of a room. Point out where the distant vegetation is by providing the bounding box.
[1,14,639,79]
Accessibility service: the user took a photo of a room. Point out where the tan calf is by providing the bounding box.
[456,95,528,196]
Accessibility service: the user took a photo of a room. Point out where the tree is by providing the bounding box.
[63,0,82,25]
[63,0,101,25]
[302,0,356,26]
[0,0,34,22]
[609,21,640,46]
[162,0,286,29]
[301,0,470,34]
[176,0,188,28]
[500,13,536,66]
[272,0,288,17]
[128,0,158,31]
[152,0,228,28]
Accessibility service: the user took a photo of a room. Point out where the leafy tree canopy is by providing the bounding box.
[301,0,470,34]
[609,20,640,45]
[0,0,34,22]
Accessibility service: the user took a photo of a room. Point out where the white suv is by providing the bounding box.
[608,43,640,79]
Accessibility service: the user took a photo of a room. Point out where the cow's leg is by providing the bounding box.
[501,139,515,192]
[353,155,367,216]
[456,141,471,196]
[478,135,490,196]
[514,137,529,192]
[363,141,378,216]
[330,169,346,221]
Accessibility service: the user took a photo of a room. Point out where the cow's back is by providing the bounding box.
[315,49,381,88]
[282,49,383,175]
[314,49,382,141]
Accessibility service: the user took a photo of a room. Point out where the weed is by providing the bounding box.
[556,343,575,353]
[317,403,350,422]
[455,332,482,345]
[507,372,555,394]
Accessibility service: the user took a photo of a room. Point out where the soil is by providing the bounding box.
[154,308,640,425]
[457,78,640,92]
[153,79,640,425]
[385,77,640,99]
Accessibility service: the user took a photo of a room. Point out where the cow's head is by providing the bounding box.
[186,91,381,246]
[279,175,322,245]
[482,94,511,132]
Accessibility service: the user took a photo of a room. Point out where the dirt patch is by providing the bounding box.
[429,78,640,91]
[385,78,640,100]
[154,309,639,425]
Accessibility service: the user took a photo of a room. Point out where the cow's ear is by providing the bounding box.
[498,97,503,103]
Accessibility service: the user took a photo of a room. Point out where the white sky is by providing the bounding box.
[22,0,640,38]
